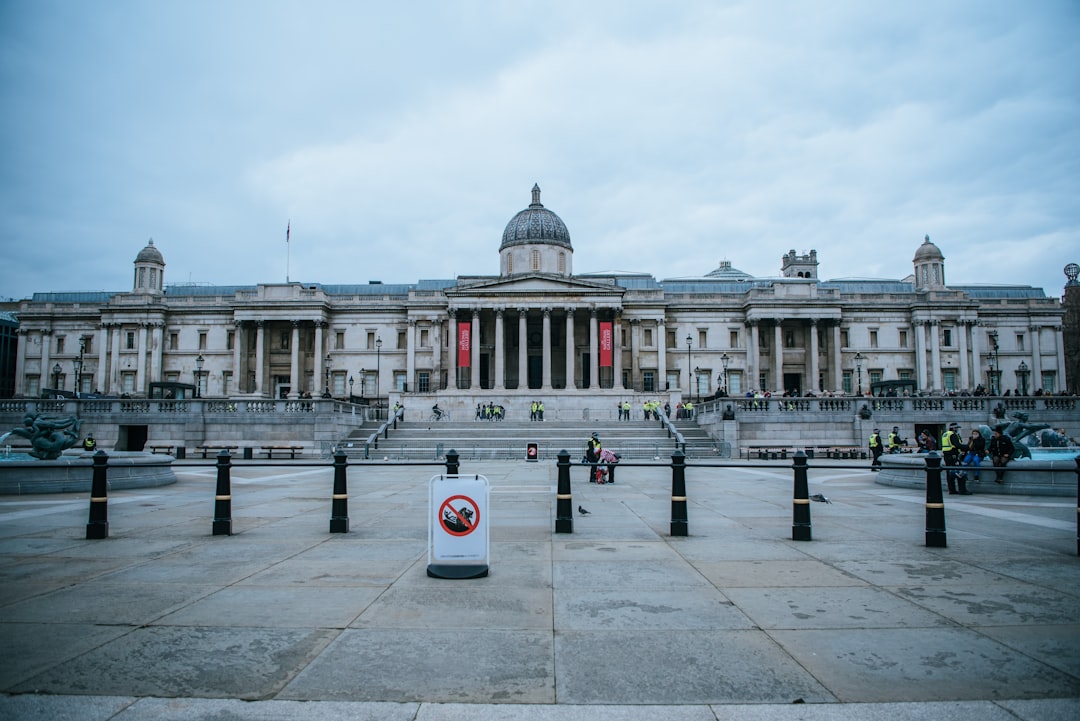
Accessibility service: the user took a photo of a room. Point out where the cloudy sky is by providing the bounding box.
[2,0,1078,302]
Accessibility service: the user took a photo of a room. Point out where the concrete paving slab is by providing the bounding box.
[830,559,1024,586]
[0,694,137,721]
[977,624,1080,678]
[553,559,712,589]
[769,627,1080,702]
[156,585,384,628]
[351,585,553,629]
[554,629,835,704]
[11,626,338,699]
[1,581,220,625]
[113,697,421,721]
[416,703,719,720]
[710,700,1026,720]
[554,588,755,630]
[996,697,1080,721]
[723,586,953,629]
[0,622,133,688]
[892,584,1080,626]
[279,628,555,703]
[695,559,869,588]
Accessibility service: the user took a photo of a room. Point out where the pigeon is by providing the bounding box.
[578,505,591,515]
[810,493,831,504]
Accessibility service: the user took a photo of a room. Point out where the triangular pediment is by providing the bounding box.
[447,273,624,299]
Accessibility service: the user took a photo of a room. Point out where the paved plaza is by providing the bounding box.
[1,456,1078,720]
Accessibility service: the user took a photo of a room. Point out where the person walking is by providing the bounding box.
[869,428,884,470]
[941,423,970,494]
[962,429,986,483]
[585,432,602,483]
[988,427,1014,484]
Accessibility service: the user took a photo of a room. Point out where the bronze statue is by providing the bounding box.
[8,413,82,460]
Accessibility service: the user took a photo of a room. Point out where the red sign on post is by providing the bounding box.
[458,325,471,368]
[599,321,613,367]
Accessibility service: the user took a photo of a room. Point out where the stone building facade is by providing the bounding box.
[9,187,1068,410]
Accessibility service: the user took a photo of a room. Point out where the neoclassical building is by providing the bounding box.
[10,186,1068,409]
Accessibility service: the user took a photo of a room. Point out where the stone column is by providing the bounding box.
[312,321,323,396]
[613,309,624,388]
[1029,325,1042,390]
[254,321,265,396]
[518,308,528,390]
[493,310,505,389]
[432,318,443,389]
[630,319,641,389]
[565,307,576,390]
[831,323,842,392]
[14,328,28,395]
[470,310,480,389]
[150,323,164,385]
[542,307,552,390]
[233,321,244,396]
[1054,325,1066,392]
[588,309,599,390]
[913,321,927,392]
[136,323,148,394]
[809,320,820,393]
[407,318,417,392]
[773,320,784,393]
[288,321,301,398]
[97,325,108,393]
[747,321,759,391]
[929,320,941,392]
[109,326,121,394]
[656,319,667,390]
[448,310,458,390]
[957,320,970,391]
[40,330,52,391]
[970,321,983,390]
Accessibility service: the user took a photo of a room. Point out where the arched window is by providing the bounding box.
[506,254,513,274]
[531,249,540,271]
[558,252,565,274]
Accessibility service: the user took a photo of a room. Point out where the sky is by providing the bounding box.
[2,0,1078,302]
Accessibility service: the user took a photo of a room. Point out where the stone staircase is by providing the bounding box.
[335,417,717,462]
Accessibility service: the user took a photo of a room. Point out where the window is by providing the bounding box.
[198,332,207,350]
[126,331,135,350]
[56,336,65,354]
[667,370,680,391]
[870,370,882,385]
[222,371,232,396]
[227,331,234,351]
[394,371,406,391]
[1040,371,1055,393]
[840,329,849,347]
[27,376,40,396]
[1016,333,1025,351]
[728,371,742,395]
[842,371,852,395]
[397,331,406,349]
[759,372,767,392]
[420,329,429,347]
[899,330,908,349]
[698,330,707,348]
[642,371,655,392]
[643,329,653,347]
[335,331,345,350]
[558,252,565,274]
[730,330,739,348]
[899,369,913,380]
[81,335,92,354]
[122,371,136,393]
[418,371,430,393]
[785,331,794,348]
[367,332,376,350]
[169,332,179,350]
[506,254,513,274]
[942,328,952,347]
[666,330,676,348]
[531,249,540,271]
[869,330,878,349]
[279,331,289,350]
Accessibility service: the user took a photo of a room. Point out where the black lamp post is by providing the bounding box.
[348,375,354,401]
[685,334,692,400]
[854,352,864,396]
[52,363,62,391]
[989,333,999,394]
[360,367,366,400]
[694,366,701,402]
[720,352,730,395]
[323,353,332,398]
[1017,360,1029,396]
[73,337,85,398]
[194,354,204,398]
[376,337,382,403]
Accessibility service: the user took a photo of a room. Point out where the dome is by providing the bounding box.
[135,238,164,265]
[705,260,753,280]
[913,235,943,262]
[500,184,572,251]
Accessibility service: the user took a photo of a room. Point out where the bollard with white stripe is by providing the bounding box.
[556,450,573,533]
[792,450,811,541]
[212,449,233,536]
[670,449,688,536]
[329,449,349,533]
[85,451,109,539]
[924,451,946,547]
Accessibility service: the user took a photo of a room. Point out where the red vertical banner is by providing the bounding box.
[599,321,613,367]
[458,324,471,368]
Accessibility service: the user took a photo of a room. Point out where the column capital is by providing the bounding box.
[472,308,481,319]
[543,307,552,317]
[312,319,325,328]
[234,319,245,329]
[564,306,575,315]
[254,319,265,328]
[408,318,417,326]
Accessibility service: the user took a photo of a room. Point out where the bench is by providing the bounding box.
[146,445,174,455]
[196,444,239,459]
[261,445,304,459]
[745,446,791,461]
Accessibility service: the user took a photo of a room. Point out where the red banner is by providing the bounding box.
[599,321,613,367]
[458,324,471,367]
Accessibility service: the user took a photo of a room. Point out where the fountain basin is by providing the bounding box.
[0,450,177,495]
[876,452,1079,496]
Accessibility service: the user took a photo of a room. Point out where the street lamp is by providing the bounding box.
[375,337,382,403]
[989,333,999,395]
[73,337,85,398]
[694,366,701,402]
[720,352,730,395]
[359,368,366,400]
[52,363,62,391]
[1017,360,1029,396]
[348,375,354,401]
[323,353,332,398]
[854,352,864,396]
[194,354,204,398]
[685,334,692,399]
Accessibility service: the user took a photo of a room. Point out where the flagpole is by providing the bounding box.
[286,220,291,283]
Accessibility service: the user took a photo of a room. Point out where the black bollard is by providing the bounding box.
[329,449,349,533]
[924,451,946,547]
[85,450,109,539]
[670,449,688,536]
[792,450,811,541]
[556,450,573,533]
[445,448,459,475]
[212,449,233,536]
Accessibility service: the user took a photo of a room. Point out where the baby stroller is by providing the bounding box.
[594,448,621,484]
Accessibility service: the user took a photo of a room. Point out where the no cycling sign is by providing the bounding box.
[427,474,490,579]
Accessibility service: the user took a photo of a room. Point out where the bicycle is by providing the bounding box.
[428,410,450,422]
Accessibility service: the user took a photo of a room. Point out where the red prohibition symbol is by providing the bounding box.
[439,494,479,536]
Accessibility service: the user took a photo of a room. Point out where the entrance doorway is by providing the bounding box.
[117,425,148,452]
[528,356,542,389]
[783,373,803,394]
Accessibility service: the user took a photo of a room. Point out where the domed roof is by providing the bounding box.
[705,260,753,280]
[913,234,943,262]
[135,238,164,265]
[500,184,572,251]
